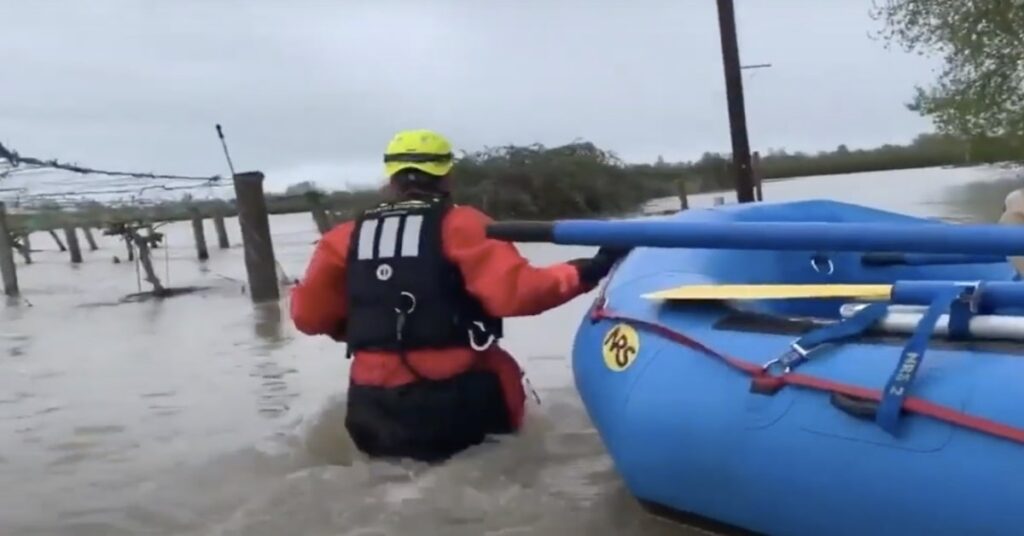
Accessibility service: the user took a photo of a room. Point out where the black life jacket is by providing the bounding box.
[345,196,503,353]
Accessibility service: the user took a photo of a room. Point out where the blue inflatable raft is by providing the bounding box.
[490,200,1024,536]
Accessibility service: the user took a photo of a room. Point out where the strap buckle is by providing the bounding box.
[521,370,542,405]
[761,341,811,374]
[468,321,496,351]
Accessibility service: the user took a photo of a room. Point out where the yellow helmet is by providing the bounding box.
[383,129,454,178]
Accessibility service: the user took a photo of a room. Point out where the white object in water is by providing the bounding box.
[839,302,1024,341]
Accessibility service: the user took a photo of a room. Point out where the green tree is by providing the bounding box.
[284,181,323,195]
[872,1,1024,138]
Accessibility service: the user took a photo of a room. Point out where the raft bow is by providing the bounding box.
[488,217,1024,445]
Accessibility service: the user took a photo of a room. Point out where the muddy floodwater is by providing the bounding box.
[1,165,1019,535]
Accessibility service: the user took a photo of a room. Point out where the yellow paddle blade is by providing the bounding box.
[642,283,894,301]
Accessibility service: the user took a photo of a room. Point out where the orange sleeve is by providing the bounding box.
[442,205,590,318]
[289,221,355,338]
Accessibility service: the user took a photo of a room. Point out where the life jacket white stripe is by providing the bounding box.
[356,219,378,260]
[400,215,423,257]
[358,213,426,260]
[377,216,401,258]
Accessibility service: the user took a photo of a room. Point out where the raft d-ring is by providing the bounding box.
[468,321,496,351]
[395,291,417,314]
[810,255,835,275]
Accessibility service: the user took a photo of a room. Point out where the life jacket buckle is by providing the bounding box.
[468,320,496,351]
[395,291,417,314]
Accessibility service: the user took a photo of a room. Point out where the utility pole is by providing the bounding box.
[716,0,756,203]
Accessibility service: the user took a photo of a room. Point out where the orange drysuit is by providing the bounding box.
[290,204,592,430]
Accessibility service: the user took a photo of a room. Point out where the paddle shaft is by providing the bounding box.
[861,252,1008,266]
[487,220,1024,256]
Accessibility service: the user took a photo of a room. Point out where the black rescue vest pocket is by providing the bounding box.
[345,197,503,353]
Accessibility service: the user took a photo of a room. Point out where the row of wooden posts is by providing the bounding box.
[0,171,337,303]
[2,162,748,302]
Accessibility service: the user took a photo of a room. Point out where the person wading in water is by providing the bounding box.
[290,129,627,462]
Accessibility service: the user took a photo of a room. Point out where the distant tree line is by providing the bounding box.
[296,131,1023,220]
[639,132,1024,194]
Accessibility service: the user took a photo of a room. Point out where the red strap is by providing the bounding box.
[591,307,1024,446]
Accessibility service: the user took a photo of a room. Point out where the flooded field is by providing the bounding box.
[1,164,1020,535]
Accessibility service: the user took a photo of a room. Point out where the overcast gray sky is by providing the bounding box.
[1,0,940,194]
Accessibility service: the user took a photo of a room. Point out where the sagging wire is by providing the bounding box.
[8,181,232,207]
[0,141,222,182]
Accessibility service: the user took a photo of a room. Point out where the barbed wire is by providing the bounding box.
[0,137,234,211]
[0,140,222,182]
[13,182,233,199]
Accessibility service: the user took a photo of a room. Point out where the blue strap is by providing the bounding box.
[776,302,889,370]
[947,298,972,340]
[875,287,963,435]
[799,302,890,347]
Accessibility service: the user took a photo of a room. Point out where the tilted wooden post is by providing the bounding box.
[126,229,166,296]
[189,209,209,261]
[233,171,280,303]
[0,203,20,297]
[82,227,99,251]
[213,214,230,249]
[12,233,31,265]
[311,207,331,235]
[49,230,67,252]
[305,192,332,235]
[145,224,160,249]
[63,227,83,263]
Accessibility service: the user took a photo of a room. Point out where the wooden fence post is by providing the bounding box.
[311,207,331,235]
[190,210,209,261]
[0,203,20,297]
[306,192,332,235]
[213,214,230,249]
[676,179,690,211]
[63,227,83,263]
[126,229,166,296]
[233,171,280,303]
[49,230,67,252]
[12,233,31,265]
[82,227,99,251]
